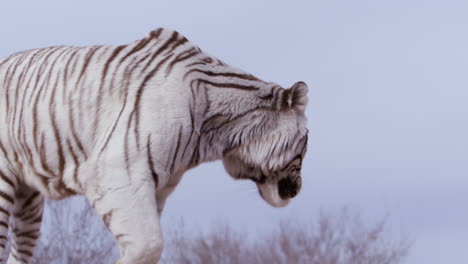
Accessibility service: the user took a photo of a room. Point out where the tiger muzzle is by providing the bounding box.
[278,176,302,199]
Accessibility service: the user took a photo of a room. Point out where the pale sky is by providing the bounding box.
[1,1,467,263]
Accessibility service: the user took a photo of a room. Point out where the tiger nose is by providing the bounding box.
[278,177,302,199]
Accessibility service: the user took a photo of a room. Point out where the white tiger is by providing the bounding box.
[0,28,309,263]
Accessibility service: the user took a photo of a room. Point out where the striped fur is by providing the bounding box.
[0,28,308,263]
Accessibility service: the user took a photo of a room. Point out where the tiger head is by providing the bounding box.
[222,81,308,207]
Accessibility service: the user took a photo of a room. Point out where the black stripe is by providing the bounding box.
[124,114,133,174]
[65,54,85,134]
[15,50,51,163]
[200,113,227,134]
[7,52,31,127]
[93,45,127,133]
[31,48,69,152]
[69,47,82,74]
[0,221,8,228]
[49,75,65,177]
[13,50,43,124]
[68,92,87,159]
[0,141,7,158]
[119,28,162,63]
[184,69,259,81]
[16,230,39,239]
[75,46,102,131]
[163,36,188,56]
[0,170,14,188]
[141,31,179,73]
[26,47,62,105]
[4,54,28,113]
[258,86,278,100]
[17,249,33,257]
[198,79,259,91]
[170,125,183,174]
[131,54,174,149]
[279,154,303,173]
[22,213,43,224]
[180,92,195,162]
[185,61,209,68]
[166,47,200,76]
[75,46,101,86]
[66,140,81,188]
[16,241,36,248]
[62,48,79,102]
[0,207,10,217]
[0,191,13,204]
[98,102,127,154]
[38,133,54,176]
[97,56,137,155]
[189,137,201,166]
[200,106,270,134]
[22,192,39,210]
[146,135,159,188]
[16,202,42,220]
[272,87,284,110]
[0,53,16,70]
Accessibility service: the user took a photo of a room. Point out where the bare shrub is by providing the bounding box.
[31,197,118,264]
[161,208,410,264]
[161,222,246,264]
[29,198,410,264]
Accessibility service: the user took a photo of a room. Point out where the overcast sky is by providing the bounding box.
[1,1,467,263]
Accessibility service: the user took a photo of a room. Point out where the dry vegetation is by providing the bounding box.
[23,198,409,264]
[31,197,118,264]
[161,209,410,264]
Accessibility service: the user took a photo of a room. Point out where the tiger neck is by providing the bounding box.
[187,78,279,167]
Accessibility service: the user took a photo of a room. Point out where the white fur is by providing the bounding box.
[0,28,308,263]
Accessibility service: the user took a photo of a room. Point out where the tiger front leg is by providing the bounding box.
[88,175,163,264]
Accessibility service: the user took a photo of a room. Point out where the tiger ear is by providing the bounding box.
[288,81,308,113]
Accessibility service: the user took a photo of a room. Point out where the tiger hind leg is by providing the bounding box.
[6,187,44,264]
[0,167,17,263]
